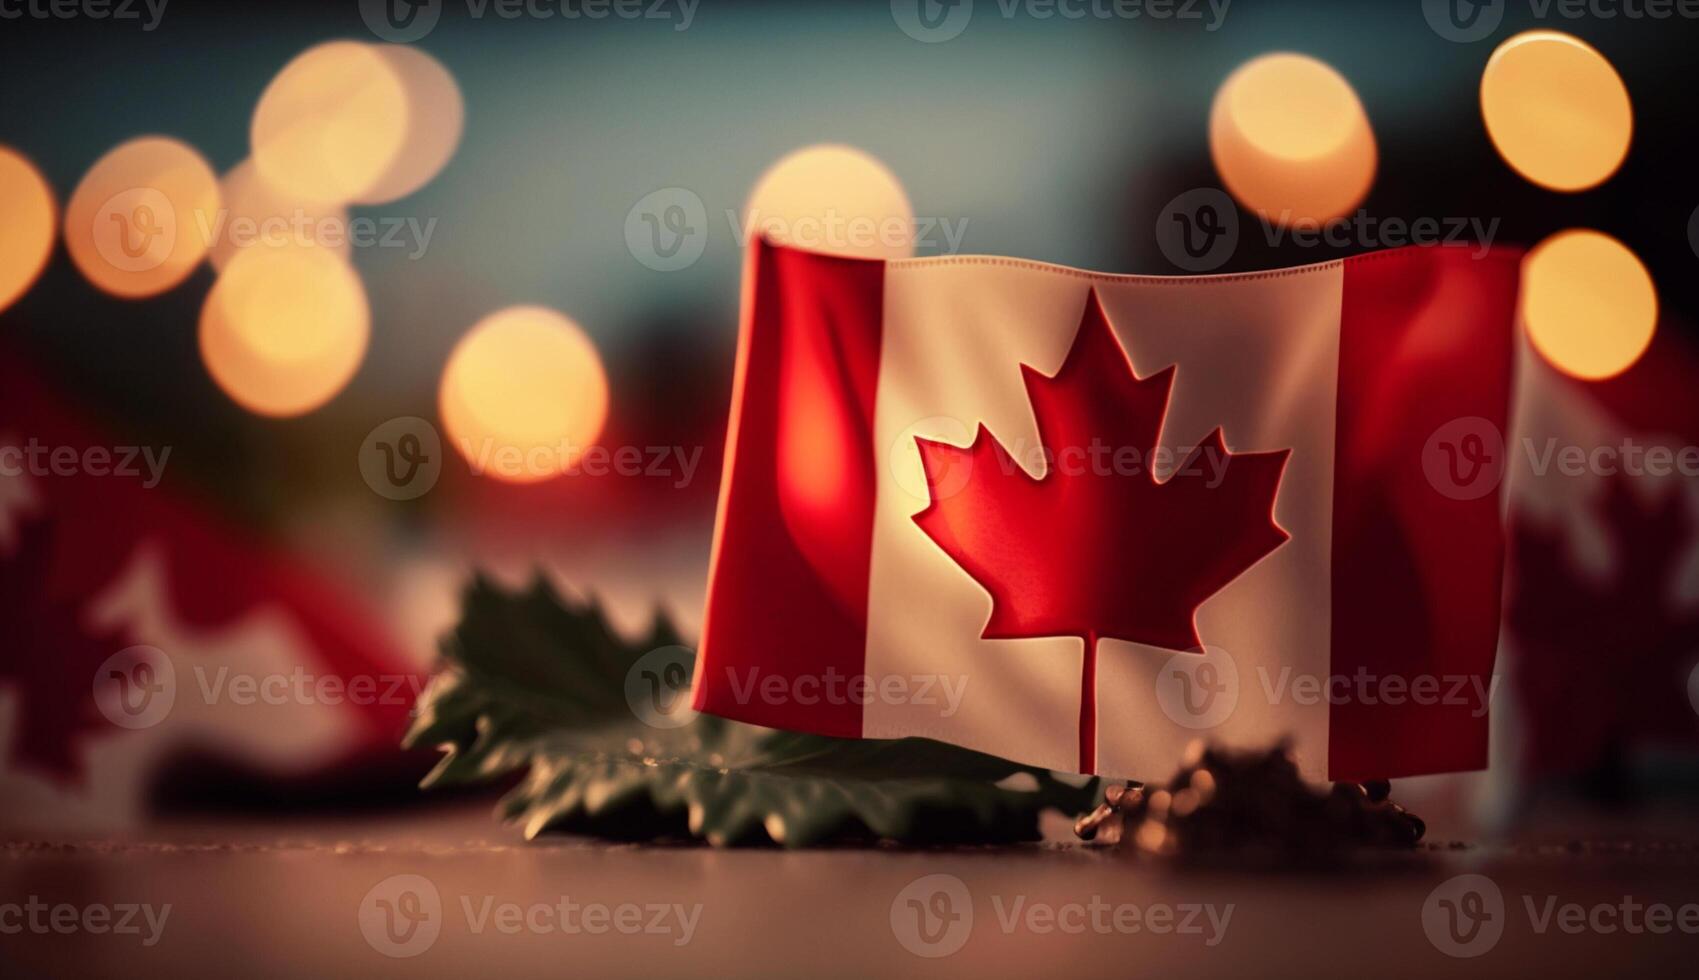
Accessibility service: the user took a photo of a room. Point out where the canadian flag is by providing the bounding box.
[0,338,428,831]
[1506,322,1699,777]
[696,239,1523,781]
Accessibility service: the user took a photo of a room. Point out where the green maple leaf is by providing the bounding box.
[405,574,1099,847]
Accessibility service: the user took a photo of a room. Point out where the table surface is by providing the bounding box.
[3,800,1697,979]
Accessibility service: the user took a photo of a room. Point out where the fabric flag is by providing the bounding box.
[0,338,428,831]
[1506,321,1699,778]
[696,239,1522,781]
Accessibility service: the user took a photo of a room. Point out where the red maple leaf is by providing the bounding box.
[913,290,1291,772]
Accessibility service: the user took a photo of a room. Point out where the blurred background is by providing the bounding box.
[2,0,1698,838]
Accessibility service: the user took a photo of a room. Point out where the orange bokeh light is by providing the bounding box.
[209,159,352,271]
[1481,31,1631,192]
[251,41,411,205]
[359,44,464,206]
[200,246,370,416]
[439,307,610,484]
[1523,229,1656,381]
[64,136,220,298]
[0,146,56,313]
[1209,53,1377,225]
[744,144,915,259]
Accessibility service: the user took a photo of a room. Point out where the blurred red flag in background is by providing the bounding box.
[1507,318,1699,780]
[0,336,428,831]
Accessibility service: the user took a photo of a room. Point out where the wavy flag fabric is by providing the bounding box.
[696,239,1522,781]
[1506,321,1699,778]
[0,338,427,830]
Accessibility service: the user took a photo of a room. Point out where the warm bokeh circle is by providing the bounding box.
[439,306,610,484]
[1480,31,1632,192]
[0,146,56,313]
[744,144,915,259]
[1209,53,1377,226]
[65,136,220,298]
[200,246,371,416]
[1523,230,1656,381]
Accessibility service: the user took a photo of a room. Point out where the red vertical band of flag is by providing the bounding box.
[1328,246,1522,780]
[694,239,885,735]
